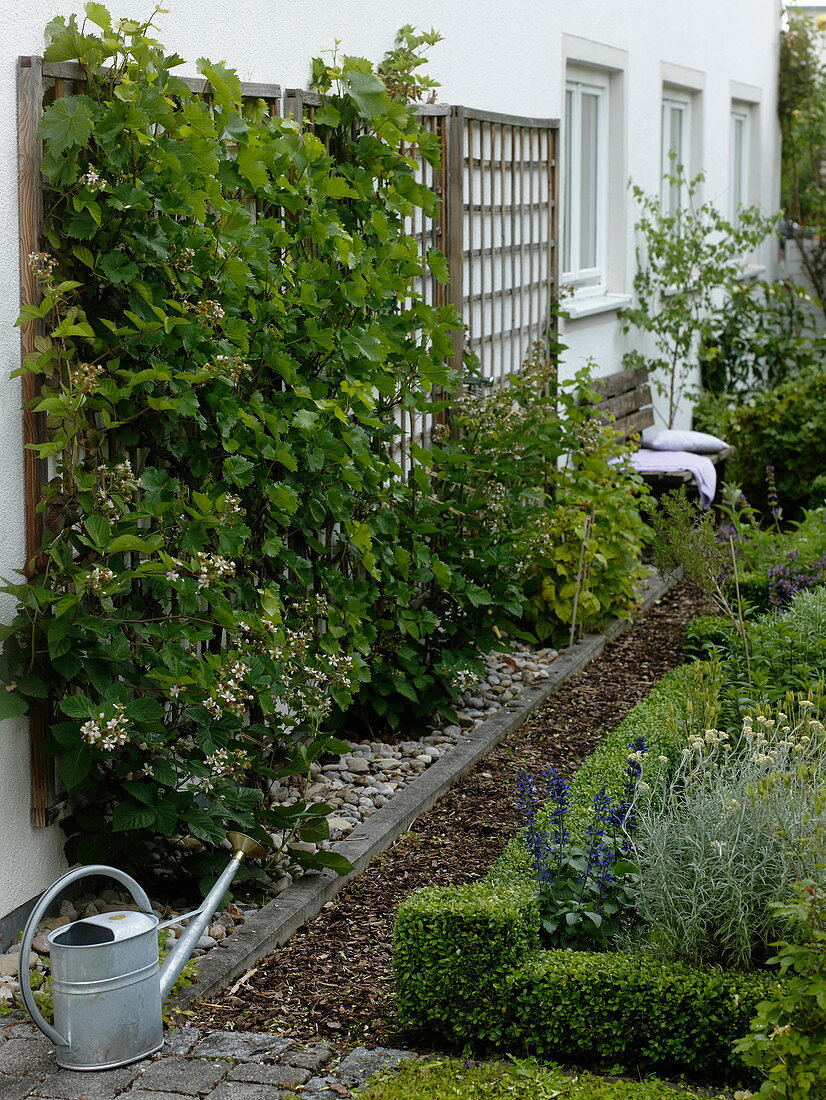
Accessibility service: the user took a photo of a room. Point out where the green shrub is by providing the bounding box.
[698,279,824,398]
[695,371,826,518]
[779,10,826,317]
[685,615,738,661]
[519,414,651,646]
[810,475,826,509]
[692,389,739,443]
[735,573,773,615]
[678,590,825,736]
[506,950,778,1083]
[735,883,826,1099]
[649,489,750,656]
[709,591,826,729]
[394,886,780,1083]
[741,619,826,709]
[724,508,826,614]
[729,509,826,581]
[357,360,650,733]
[2,10,469,876]
[658,498,826,719]
[394,882,538,1045]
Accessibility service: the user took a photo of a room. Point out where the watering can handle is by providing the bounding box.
[18,864,154,1048]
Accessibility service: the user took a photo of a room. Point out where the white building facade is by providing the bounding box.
[0,0,781,932]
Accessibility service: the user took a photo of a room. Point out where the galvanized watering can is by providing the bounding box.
[18,831,267,1071]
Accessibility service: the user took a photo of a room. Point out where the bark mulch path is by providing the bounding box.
[190,582,709,1051]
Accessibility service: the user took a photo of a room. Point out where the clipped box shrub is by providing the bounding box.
[394,882,538,1045]
[506,949,780,1082]
[551,662,710,841]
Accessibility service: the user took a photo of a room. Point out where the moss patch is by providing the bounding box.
[351,1058,730,1100]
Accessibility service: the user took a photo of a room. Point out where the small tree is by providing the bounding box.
[621,168,772,427]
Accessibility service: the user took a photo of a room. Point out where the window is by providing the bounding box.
[661,92,691,212]
[563,69,609,293]
[730,106,751,224]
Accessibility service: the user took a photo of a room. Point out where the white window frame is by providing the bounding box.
[730,105,751,225]
[661,91,692,212]
[562,68,610,296]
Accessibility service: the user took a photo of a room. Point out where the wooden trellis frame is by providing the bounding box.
[456,107,559,384]
[17,59,558,824]
[283,93,558,469]
[16,58,283,826]
[284,91,559,380]
[284,90,455,473]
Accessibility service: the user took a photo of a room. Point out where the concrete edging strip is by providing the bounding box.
[173,569,678,1008]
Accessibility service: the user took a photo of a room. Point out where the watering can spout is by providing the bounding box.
[158,832,267,1002]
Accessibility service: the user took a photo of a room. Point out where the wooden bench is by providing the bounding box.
[591,366,731,503]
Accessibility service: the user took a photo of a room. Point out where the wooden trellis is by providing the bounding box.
[283,92,558,469]
[16,59,283,826]
[282,92,455,475]
[283,90,559,380]
[458,108,558,384]
[17,59,558,824]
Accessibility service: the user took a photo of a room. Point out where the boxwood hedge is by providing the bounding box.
[505,950,778,1081]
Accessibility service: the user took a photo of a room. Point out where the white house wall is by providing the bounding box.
[0,0,780,923]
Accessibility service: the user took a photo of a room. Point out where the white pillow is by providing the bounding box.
[642,429,729,454]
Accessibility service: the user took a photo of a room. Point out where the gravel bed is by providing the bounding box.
[262,643,560,891]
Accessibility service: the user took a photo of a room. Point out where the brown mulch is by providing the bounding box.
[190,582,709,1049]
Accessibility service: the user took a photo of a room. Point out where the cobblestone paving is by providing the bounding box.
[0,1021,416,1100]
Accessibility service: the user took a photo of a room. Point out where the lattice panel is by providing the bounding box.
[460,110,557,384]
[17,58,283,825]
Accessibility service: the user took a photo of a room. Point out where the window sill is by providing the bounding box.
[563,292,632,320]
